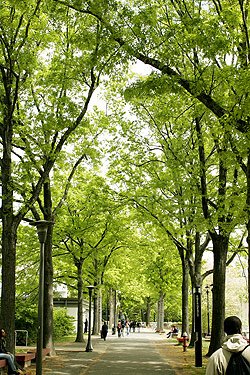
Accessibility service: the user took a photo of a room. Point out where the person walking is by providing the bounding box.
[117,322,122,338]
[84,319,88,334]
[206,316,250,374]
[0,328,23,375]
[101,322,108,341]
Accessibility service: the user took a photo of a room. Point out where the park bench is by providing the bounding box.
[28,347,50,360]
[15,348,50,368]
[0,359,7,374]
[0,347,50,373]
[15,352,36,368]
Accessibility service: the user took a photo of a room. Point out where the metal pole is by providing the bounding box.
[194,287,202,367]
[86,286,94,352]
[30,220,52,375]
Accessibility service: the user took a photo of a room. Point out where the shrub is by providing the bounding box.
[53,308,75,339]
[15,300,38,345]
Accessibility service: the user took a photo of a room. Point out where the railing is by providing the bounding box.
[15,330,28,346]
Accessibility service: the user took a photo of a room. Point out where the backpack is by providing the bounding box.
[226,345,250,375]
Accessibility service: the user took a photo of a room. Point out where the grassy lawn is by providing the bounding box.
[181,340,209,374]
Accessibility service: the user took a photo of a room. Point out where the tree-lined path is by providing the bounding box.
[29,330,176,375]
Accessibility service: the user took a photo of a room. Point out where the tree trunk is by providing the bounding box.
[97,288,102,334]
[157,300,160,331]
[207,233,229,356]
[43,224,56,354]
[1,114,16,353]
[179,246,190,336]
[43,182,56,354]
[1,222,16,353]
[109,288,114,329]
[189,270,203,346]
[75,261,84,342]
[92,288,98,335]
[189,292,196,347]
[158,291,165,331]
[146,297,151,326]
[246,153,250,334]
[188,233,204,346]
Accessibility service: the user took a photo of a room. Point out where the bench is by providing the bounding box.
[15,352,36,368]
[0,359,6,368]
[28,347,50,360]
[0,359,7,374]
[15,347,50,368]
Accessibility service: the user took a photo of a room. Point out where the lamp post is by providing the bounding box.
[30,220,53,375]
[86,285,94,352]
[194,287,202,367]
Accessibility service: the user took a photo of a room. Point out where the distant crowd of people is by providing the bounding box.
[116,320,143,337]
[101,320,144,340]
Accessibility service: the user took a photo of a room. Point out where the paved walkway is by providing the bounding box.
[23,329,204,375]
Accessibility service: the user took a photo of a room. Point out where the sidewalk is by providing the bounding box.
[22,329,207,375]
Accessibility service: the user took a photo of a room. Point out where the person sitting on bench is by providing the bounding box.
[0,328,23,375]
[166,326,178,338]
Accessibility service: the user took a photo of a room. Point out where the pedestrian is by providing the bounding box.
[0,328,23,375]
[121,321,125,337]
[137,322,141,333]
[117,322,122,337]
[125,321,130,335]
[206,316,250,374]
[84,319,88,334]
[101,322,108,341]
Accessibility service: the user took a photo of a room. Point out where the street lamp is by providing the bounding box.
[85,285,95,352]
[30,220,54,375]
[194,287,202,367]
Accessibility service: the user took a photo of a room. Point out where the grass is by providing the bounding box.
[160,338,209,374]
[181,341,209,374]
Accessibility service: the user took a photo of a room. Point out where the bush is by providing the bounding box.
[15,301,75,344]
[53,309,75,339]
[15,299,38,345]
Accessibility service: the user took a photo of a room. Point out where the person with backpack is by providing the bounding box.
[206,316,250,374]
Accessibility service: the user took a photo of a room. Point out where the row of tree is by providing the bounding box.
[0,0,249,357]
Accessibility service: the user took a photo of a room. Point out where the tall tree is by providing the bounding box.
[59,0,250,353]
[0,0,119,350]
[53,172,128,340]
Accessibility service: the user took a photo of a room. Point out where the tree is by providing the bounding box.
[0,0,121,351]
[53,172,129,339]
[0,0,48,350]
[60,0,250,353]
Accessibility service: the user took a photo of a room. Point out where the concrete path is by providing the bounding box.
[40,330,176,375]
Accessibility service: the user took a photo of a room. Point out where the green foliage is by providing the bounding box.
[15,303,75,344]
[15,299,38,344]
[53,309,75,339]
